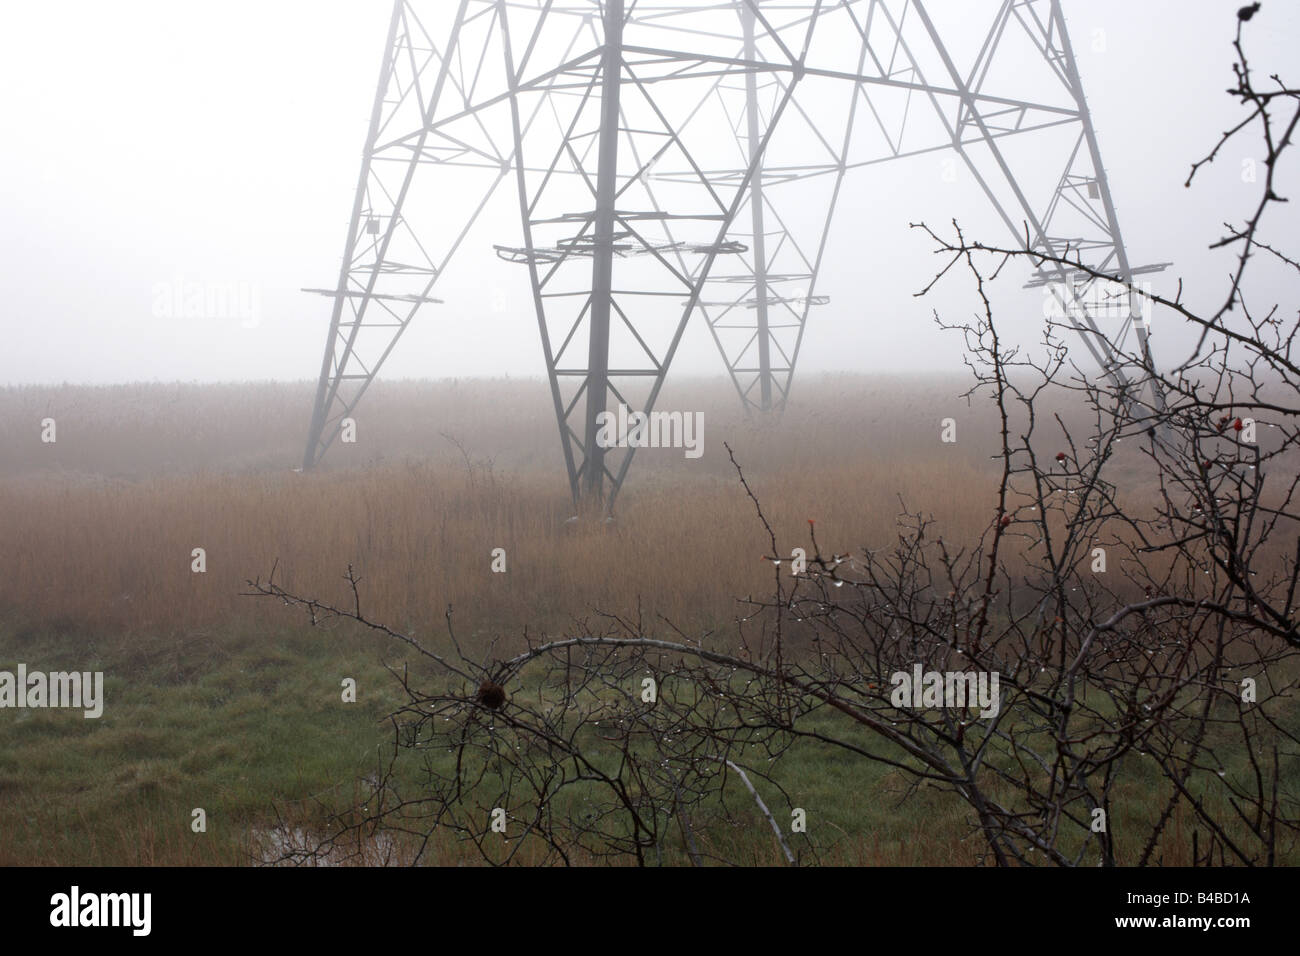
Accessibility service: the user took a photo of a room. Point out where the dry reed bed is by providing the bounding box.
[0,375,1205,655]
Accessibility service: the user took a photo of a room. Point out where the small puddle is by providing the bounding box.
[251,823,402,866]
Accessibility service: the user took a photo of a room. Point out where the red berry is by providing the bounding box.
[1000,515,1012,527]
[1055,452,1066,462]
[1233,418,1244,432]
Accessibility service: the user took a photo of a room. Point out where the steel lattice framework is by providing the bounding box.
[303,0,1168,513]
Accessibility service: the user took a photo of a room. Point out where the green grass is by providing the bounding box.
[2,621,1296,866]
[0,620,978,865]
[0,624,402,865]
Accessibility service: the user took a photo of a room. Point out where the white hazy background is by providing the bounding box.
[1,0,1296,386]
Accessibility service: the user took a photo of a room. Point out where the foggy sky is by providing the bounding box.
[1,0,1296,387]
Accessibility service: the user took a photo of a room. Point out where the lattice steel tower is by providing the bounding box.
[303,0,1167,513]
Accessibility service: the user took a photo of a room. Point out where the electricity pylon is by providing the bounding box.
[303,0,1167,512]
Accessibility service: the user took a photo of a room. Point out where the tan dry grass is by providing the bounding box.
[4,372,1263,656]
[0,375,1047,650]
